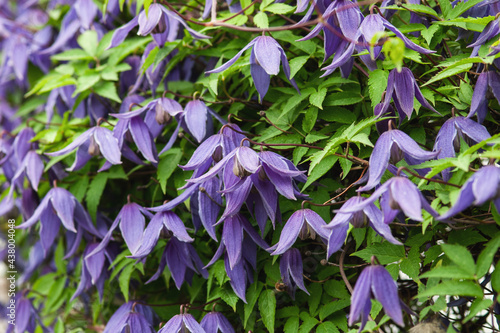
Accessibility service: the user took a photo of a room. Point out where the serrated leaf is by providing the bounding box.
[368,69,388,108]
[382,4,440,19]
[264,3,294,14]
[119,263,135,303]
[419,266,475,280]
[449,0,483,19]
[437,0,452,19]
[284,317,299,333]
[303,155,338,190]
[475,234,500,278]
[309,88,327,109]
[77,30,98,57]
[258,290,276,333]
[418,281,483,298]
[352,242,405,265]
[220,286,239,311]
[289,56,309,79]
[323,91,363,106]
[254,11,269,28]
[319,299,350,321]
[157,148,182,194]
[74,73,101,95]
[298,313,318,333]
[94,81,121,103]
[464,298,493,323]
[244,282,264,328]
[491,261,500,292]
[52,49,94,61]
[86,173,108,219]
[317,322,340,333]
[441,243,476,276]
[308,283,322,316]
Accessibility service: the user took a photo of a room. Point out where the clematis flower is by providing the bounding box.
[17,186,100,254]
[468,71,500,123]
[201,312,235,333]
[438,165,500,220]
[379,67,438,120]
[434,116,491,180]
[325,196,402,258]
[158,313,205,333]
[45,126,121,170]
[72,243,111,301]
[146,238,208,289]
[129,211,193,259]
[280,248,309,299]
[359,129,439,192]
[87,201,153,258]
[269,209,329,255]
[108,3,209,49]
[344,176,438,222]
[103,302,156,333]
[349,264,404,331]
[468,17,499,57]
[202,0,241,20]
[5,294,37,333]
[206,36,299,100]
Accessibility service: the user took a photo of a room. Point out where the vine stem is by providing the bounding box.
[397,166,461,188]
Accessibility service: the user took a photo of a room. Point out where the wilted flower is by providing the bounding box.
[269,209,329,255]
[206,36,299,100]
[201,312,235,333]
[439,165,500,220]
[158,313,205,333]
[359,129,439,191]
[279,248,309,299]
[45,125,121,170]
[325,196,401,258]
[349,264,404,331]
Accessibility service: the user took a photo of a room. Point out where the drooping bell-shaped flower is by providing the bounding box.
[45,125,121,170]
[17,186,100,254]
[146,238,208,289]
[108,3,209,49]
[279,248,309,299]
[359,129,439,191]
[103,302,157,333]
[379,67,438,120]
[206,36,299,100]
[158,313,205,333]
[434,116,491,180]
[349,264,404,331]
[438,165,500,220]
[269,209,329,255]
[468,71,500,123]
[72,243,110,301]
[200,312,235,333]
[344,176,438,222]
[129,211,194,259]
[468,17,499,57]
[325,196,401,258]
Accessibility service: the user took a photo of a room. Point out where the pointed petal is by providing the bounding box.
[469,71,489,118]
[393,68,415,118]
[45,128,93,157]
[456,117,491,144]
[382,17,434,54]
[24,151,43,191]
[349,266,373,326]
[225,255,247,302]
[163,211,194,242]
[119,203,146,254]
[371,265,403,326]
[359,131,393,191]
[180,134,221,170]
[303,209,328,239]
[85,243,105,284]
[472,166,500,206]
[51,187,77,232]
[254,36,281,75]
[205,39,256,74]
[390,178,423,221]
[40,203,61,255]
[326,223,349,258]
[271,210,305,255]
[94,127,122,165]
[129,116,158,163]
[128,213,164,258]
[108,16,139,49]
[393,130,438,161]
[137,5,162,35]
[184,100,208,143]
[365,204,401,245]
[250,50,271,100]
[236,146,260,173]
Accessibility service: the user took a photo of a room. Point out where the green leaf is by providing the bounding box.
[419,266,475,280]
[463,298,493,323]
[298,312,319,333]
[289,56,309,79]
[317,322,340,333]
[45,277,66,313]
[302,107,318,133]
[441,243,476,276]
[421,24,440,46]
[491,261,500,292]
[303,155,338,190]
[220,286,239,311]
[284,317,299,333]
[352,242,405,265]
[258,290,276,333]
[319,299,350,321]
[382,4,440,19]
[418,281,483,298]
[437,0,452,19]
[144,0,153,15]
[308,283,322,316]
[119,263,135,303]
[309,88,327,109]
[74,73,101,95]
[77,30,98,57]
[93,81,121,102]
[264,3,294,14]
[244,282,264,328]
[323,91,363,106]
[86,173,108,219]
[52,49,94,61]
[424,58,485,86]
[157,148,182,193]
[368,69,389,108]
[475,234,500,278]
[254,12,269,28]
[449,0,483,19]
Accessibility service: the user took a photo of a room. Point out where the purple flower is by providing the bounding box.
[158,313,205,333]
[129,211,193,259]
[108,3,209,49]
[468,71,500,123]
[468,18,499,57]
[87,201,153,258]
[280,248,309,299]
[349,264,403,330]
[146,238,208,289]
[72,243,110,301]
[325,196,401,258]
[434,116,491,180]
[45,126,121,170]
[200,312,235,333]
[17,186,100,254]
[379,67,438,120]
[103,302,156,333]
[359,129,439,191]
[269,209,329,255]
[344,176,438,222]
[438,165,500,220]
[206,36,299,100]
